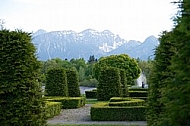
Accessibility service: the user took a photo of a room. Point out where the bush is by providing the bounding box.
[120,69,129,97]
[109,97,145,106]
[44,102,61,119]
[97,67,122,101]
[129,88,148,91]
[129,91,147,97]
[0,30,46,125]
[91,102,146,121]
[45,68,68,96]
[45,96,85,109]
[66,69,80,97]
[85,90,97,99]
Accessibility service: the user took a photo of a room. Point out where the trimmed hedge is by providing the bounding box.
[45,68,68,96]
[45,102,61,119]
[120,69,129,97]
[66,69,80,97]
[97,67,122,101]
[129,91,147,97]
[129,88,148,91]
[0,30,46,125]
[45,96,85,109]
[91,102,146,121]
[85,90,97,99]
[109,97,145,106]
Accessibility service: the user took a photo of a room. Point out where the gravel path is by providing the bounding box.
[47,104,147,126]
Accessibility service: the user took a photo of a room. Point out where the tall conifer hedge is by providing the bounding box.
[0,30,46,125]
[97,67,122,101]
[45,68,68,96]
[66,69,80,97]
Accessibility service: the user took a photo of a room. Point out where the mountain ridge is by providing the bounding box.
[32,29,159,61]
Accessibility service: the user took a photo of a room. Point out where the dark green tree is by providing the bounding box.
[0,30,46,125]
[93,54,141,86]
[146,31,176,126]
[160,1,190,125]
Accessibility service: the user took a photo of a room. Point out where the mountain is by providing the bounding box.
[32,29,159,61]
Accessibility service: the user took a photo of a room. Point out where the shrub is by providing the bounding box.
[91,102,146,121]
[97,67,122,101]
[66,69,80,97]
[85,90,97,99]
[45,96,85,109]
[129,91,147,97]
[120,69,129,97]
[109,97,145,106]
[45,102,61,119]
[45,68,68,96]
[0,30,46,125]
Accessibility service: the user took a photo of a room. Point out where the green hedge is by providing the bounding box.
[45,102,61,119]
[129,91,147,97]
[85,90,97,99]
[97,67,122,101]
[45,96,85,109]
[0,30,46,125]
[109,97,145,106]
[120,69,129,97]
[129,88,148,91]
[91,102,146,121]
[45,68,68,96]
[66,69,80,97]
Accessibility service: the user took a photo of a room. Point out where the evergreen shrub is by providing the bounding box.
[0,30,46,125]
[120,69,129,97]
[129,91,147,97]
[45,68,68,96]
[85,90,97,99]
[45,102,61,119]
[66,69,80,97]
[97,67,122,101]
[91,102,146,121]
[45,96,85,109]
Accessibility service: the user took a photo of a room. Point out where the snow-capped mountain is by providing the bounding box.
[32,29,159,61]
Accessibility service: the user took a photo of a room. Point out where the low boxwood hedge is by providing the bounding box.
[91,102,146,121]
[129,91,147,97]
[45,102,62,119]
[45,96,86,109]
[85,90,97,99]
[129,88,148,91]
[109,97,145,106]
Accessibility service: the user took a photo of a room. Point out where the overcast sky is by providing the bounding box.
[0,0,177,42]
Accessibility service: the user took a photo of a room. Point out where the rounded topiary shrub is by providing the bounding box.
[66,69,80,97]
[97,67,122,101]
[45,68,68,96]
[0,30,46,125]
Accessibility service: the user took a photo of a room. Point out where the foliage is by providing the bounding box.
[93,54,141,86]
[80,78,99,87]
[45,96,85,109]
[97,67,122,101]
[147,1,190,125]
[0,30,46,125]
[120,69,128,97]
[45,102,62,119]
[66,69,81,97]
[91,102,146,121]
[45,68,68,96]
